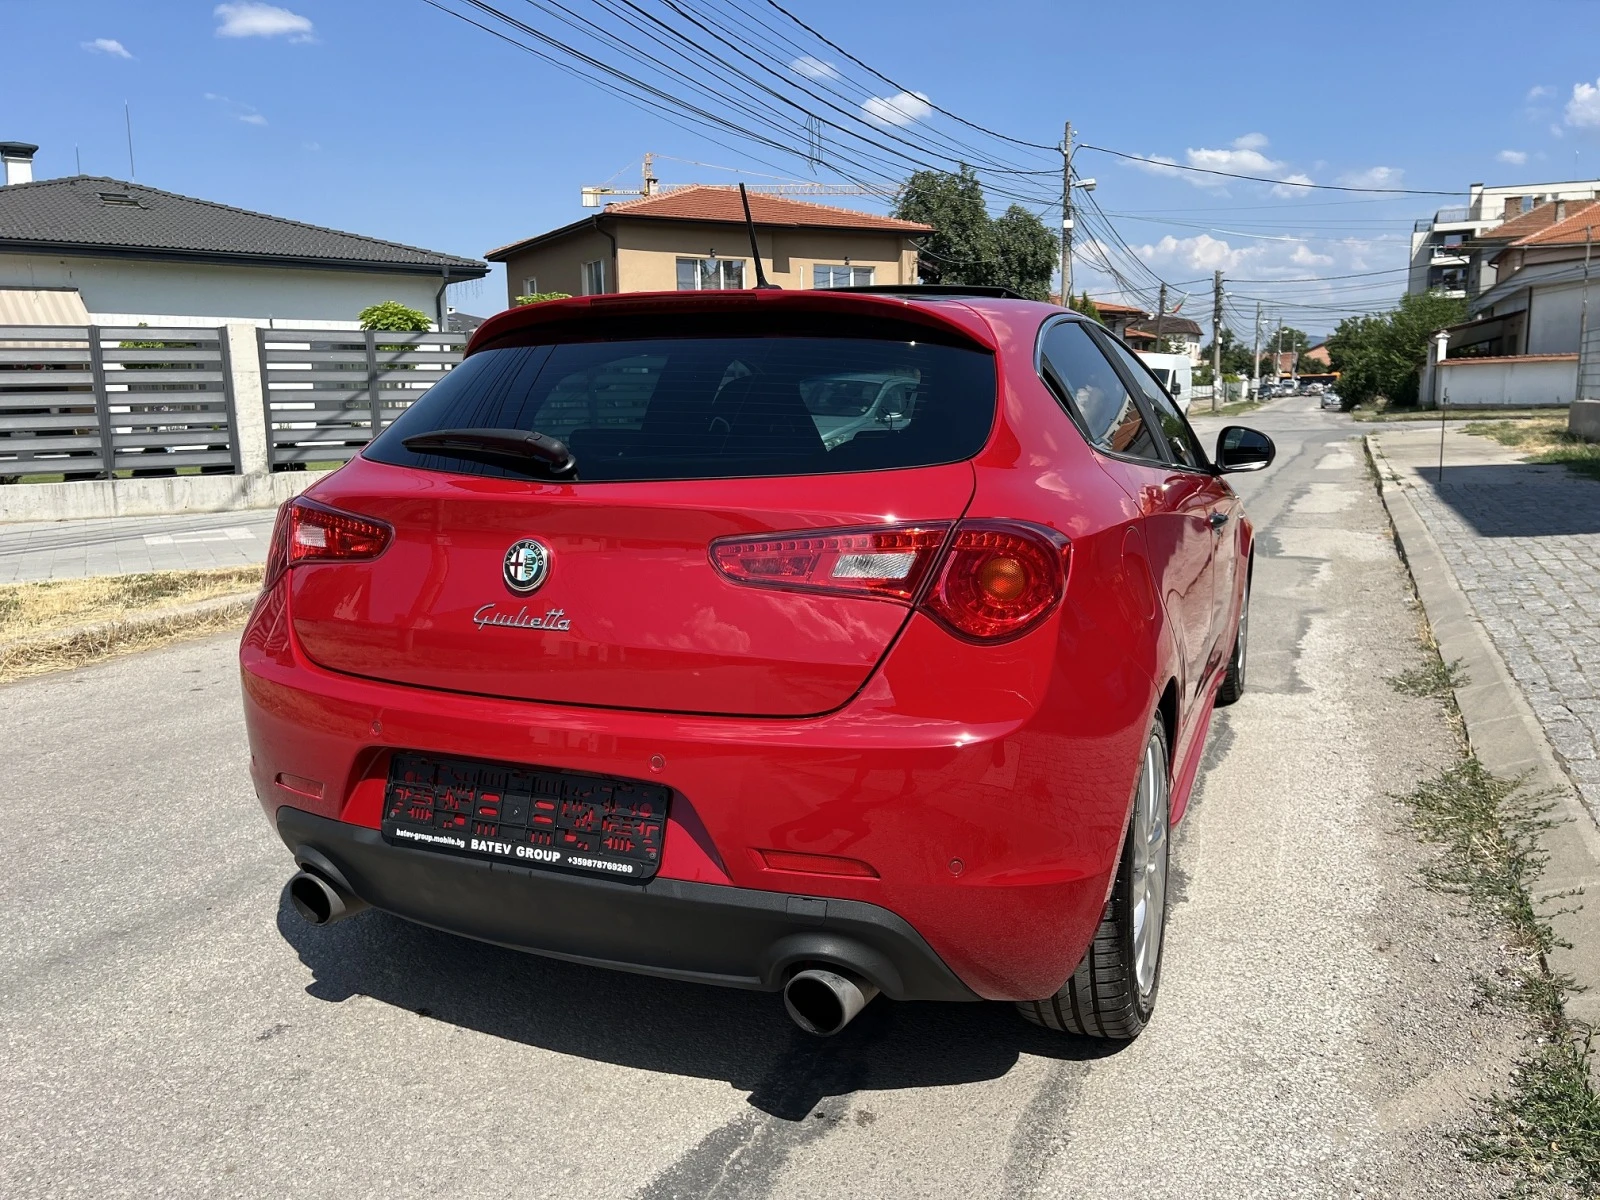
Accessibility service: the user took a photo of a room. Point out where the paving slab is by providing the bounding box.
[0,509,276,583]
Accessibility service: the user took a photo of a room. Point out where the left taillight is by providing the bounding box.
[709,518,1069,643]
[261,497,392,590]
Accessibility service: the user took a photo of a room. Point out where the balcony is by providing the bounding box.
[1431,249,1470,266]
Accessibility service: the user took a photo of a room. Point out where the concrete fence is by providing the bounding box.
[1434,354,1577,409]
[0,323,464,523]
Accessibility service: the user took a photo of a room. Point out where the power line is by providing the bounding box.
[1077,143,1464,196]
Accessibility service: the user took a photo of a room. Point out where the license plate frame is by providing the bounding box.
[380,752,669,883]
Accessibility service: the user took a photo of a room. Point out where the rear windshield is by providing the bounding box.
[365,336,996,483]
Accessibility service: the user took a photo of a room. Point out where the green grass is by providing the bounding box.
[1463,418,1600,483]
[1394,743,1600,1192]
[1196,397,1262,418]
[1350,406,1562,423]
[1388,656,1468,698]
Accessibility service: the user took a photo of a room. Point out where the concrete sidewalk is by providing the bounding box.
[0,509,276,584]
[1372,424,1600,825]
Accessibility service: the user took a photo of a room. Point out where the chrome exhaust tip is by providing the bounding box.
[287,869,367,926]
[782,967,880,1037]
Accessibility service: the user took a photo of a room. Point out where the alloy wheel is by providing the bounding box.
[1129,734,1170,1000]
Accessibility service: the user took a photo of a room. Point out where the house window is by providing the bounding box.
[521,277,539,296]
[675,257,746,290]
[814,264,875,289]
[581,260,605,296]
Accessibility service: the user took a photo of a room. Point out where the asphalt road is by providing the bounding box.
[0,396,1527,1199]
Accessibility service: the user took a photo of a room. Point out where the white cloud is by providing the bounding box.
[1338,166,1404,189]
[1129,153,1182,178]
[1528,85,1554,101]
[1498,149,1528,166]
[82,38,133,59]
[204,92,268,126]
[214,3,314,41]
[1271,173,1316,198]
[1185,134,1286,187]
[1566,79,1600,128]
[862,90,931,127]
[791,55,839,81]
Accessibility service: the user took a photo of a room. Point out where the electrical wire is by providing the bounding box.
[1076,144,1464,196]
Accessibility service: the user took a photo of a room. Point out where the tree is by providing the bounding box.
[1068,291,1101,321]
[358,301,431,332]
[894,166,1056,299]
[1198,327,1255,378]
[1325,291,1467,408]
[992,204,1058,301]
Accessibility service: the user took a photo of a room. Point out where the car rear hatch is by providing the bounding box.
[286,293,999,718]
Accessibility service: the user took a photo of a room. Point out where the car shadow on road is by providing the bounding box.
[1424,463,1600,537]
[276,891,1121,1121]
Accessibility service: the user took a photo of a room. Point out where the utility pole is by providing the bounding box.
[1251,301,1263,398]
[1211,269,1224,412]
[1153,283,1167,353]
[1061,121,1073,304]
[1581,226,1594,401]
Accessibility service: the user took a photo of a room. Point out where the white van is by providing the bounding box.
[1136,351,1193,414]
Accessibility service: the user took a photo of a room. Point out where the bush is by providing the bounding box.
[358,301,431,332]
[1326,292,1466,408]
[514,292,572,305]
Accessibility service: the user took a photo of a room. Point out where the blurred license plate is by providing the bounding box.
[381,753,668,882]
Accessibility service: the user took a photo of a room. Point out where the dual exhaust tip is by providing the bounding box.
[286,868,878,1036]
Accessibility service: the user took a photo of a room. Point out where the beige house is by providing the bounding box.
[486,186,930,303]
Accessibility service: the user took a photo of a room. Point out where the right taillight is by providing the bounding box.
[709,518,1068,643]
[921,520,1070,643]
[261,496,392,591]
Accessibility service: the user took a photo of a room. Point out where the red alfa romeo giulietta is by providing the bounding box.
[240,287,1272,1038]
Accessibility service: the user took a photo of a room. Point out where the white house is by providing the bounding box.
[0,141,487,330]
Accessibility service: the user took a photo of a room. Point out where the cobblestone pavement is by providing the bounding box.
[0,509,275,584]
[1376,425,1600,823]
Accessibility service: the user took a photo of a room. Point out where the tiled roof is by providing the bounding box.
[1516,202,1600,247]
[1128,315,1203,337]
[0,175,487,275]
[603,185,932,232]
[1478,198,1600,244]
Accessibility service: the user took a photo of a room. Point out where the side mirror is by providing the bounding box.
[1216,426,1275,473]
[1170,380,1182,396]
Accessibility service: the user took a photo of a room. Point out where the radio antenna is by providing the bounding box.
[739,184,779,289]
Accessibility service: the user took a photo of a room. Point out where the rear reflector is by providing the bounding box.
[756,849,879,878]
[274,772,325,801]
[710,519,1069,643]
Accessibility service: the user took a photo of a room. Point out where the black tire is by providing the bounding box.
[1215,577,1249,707]
[1018,719,1171,1040]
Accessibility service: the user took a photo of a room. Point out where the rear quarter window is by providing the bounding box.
[366,336,997,482]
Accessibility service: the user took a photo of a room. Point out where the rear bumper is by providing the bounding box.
[277,806,976,1001]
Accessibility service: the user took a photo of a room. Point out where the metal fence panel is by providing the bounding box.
[258,328,466,468]
[0,325,238,482]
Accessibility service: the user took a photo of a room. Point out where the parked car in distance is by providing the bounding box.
[242,288,1272,1041]
[800,371,915,449]
[1321,391,1343,410]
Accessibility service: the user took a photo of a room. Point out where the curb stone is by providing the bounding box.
[1364,434,1600,1048]
[0,591,257,670]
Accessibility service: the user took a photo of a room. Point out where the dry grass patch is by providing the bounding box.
[1464,417,1600,483]
[0,566,263,682]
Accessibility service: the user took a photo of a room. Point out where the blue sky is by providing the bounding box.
[10,0,1600,334]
